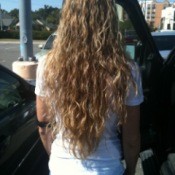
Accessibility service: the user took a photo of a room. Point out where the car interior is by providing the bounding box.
[0,76,22,111]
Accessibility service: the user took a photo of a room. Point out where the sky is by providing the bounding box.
[1,0,175,12]
[0,0,63,12]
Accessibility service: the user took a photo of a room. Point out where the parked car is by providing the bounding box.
[0,65,49,175]
[124,30,139,43]
[35,33,56,61]
[152,31,175,60]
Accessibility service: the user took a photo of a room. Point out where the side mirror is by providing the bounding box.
[38,44,43,49]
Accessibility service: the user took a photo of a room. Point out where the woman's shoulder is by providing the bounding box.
[37,57,46,71]
[36,57,48,80]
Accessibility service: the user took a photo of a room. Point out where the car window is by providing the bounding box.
[43,34,56,50]
[115,4,141,61]
[0,70,23,112]
[152,35,175,51]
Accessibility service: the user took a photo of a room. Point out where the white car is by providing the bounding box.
[151,31,175,60]
[35,33,56,60]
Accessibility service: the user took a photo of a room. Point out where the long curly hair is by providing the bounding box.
[43,0,134,159]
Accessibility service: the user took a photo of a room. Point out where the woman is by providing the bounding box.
[35,0,144,175]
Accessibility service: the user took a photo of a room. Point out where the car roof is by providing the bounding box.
[151,31,175,36]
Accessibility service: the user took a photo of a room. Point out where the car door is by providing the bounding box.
[156,47,175,175]
[115,0,175,174]
[0,65,39,175]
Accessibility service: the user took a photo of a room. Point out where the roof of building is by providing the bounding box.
[1,13,13,26]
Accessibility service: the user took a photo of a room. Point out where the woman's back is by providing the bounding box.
[49,113,123,175]
[35,56,143,174]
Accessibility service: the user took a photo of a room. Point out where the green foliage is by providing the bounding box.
[32,6,61,27]
[1,9,8,14]
[32,30,52,40]
[0,30,52,40]
[46,9,60,25]
[3,6,61,31]
[9,9,19,20]
[119,20,134,35]
[0,30,19,39]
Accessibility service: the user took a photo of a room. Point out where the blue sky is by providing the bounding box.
[0,0,63,12]
[1,0,175,12]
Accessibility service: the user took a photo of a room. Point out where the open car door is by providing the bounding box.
[115,0,175,174]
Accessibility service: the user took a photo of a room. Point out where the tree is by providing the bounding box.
[1,6,61,31]
[46,8,61,25]
[9,9,19,20]
[32,6,61,31]
[1,9,8,14]
[119,20,134,35]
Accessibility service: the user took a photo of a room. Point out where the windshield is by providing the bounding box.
[43,34,56,50]
[152,35,175,51]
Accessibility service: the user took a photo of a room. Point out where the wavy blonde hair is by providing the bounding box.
[43,0,134,159]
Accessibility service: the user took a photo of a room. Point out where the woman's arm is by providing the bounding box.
[122,105,140,175]
[36,96,53,155]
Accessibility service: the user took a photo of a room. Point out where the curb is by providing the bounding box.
[0,40,45,44]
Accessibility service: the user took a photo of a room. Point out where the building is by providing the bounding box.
[161,6,175,30]
[138,0,170,29]
[0,13,13,30]
[16,19,57,31]
[139,0,156,27]
[154,0,170,29]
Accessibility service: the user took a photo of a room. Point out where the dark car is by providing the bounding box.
[0,65,49,175]
[124,30,138,43]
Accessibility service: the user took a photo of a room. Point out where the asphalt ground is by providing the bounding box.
[0,39,44,70]
[0,39,144,174]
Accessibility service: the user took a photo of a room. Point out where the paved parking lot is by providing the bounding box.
[0,39,44,70]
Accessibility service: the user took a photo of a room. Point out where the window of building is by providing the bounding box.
[152,4,156,9]
[167,23,171,29]
[173,23,175,30]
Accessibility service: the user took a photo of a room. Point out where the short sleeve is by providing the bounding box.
[35,58,46,97]
[125,62,144,106]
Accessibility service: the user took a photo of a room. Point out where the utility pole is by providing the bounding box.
[13,0,37,85]
[0,4,3,31]
[19,0,34,61]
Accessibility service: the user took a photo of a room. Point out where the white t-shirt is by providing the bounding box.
[35,58,144,175]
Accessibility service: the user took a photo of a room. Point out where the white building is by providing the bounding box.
[138,0,170,29]
[139,0,156,26]
[161,6,175,30]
